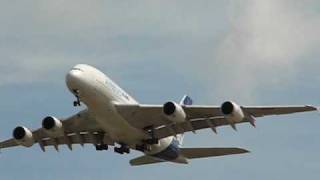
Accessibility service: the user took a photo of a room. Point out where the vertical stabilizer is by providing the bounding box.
[177,95,194,146]
[180,95,193,106]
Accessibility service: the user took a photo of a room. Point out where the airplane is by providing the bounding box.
[0,64,318,166]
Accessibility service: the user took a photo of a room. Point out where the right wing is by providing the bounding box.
[0,110,114,151]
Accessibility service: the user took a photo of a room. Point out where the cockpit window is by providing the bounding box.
[72,68,84,72]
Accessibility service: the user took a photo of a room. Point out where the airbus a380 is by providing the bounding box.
[0,64,317,166]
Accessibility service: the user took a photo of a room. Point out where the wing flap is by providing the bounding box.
[40,132,114,147]
[154,117,228,139]
[180,147,250,159]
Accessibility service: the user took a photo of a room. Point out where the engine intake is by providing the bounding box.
[221,101,235,115]
[163,102,176,116]
[221,101,245,123]
[42,116,64,137]
[12,126,34,147]
[13,126,26,140]
[163,101,186,123]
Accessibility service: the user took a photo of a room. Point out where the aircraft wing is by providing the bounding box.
[116,104,317,139]
[0,110,113,151]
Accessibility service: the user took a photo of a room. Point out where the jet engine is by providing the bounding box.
[221,101,245,123]
[42,116,64,137]
[12,126,34,147]
[163,101,186,123]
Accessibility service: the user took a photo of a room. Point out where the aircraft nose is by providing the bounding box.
[66,69,84,91]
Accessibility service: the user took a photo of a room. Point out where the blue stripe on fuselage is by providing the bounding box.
[152,138,180,161]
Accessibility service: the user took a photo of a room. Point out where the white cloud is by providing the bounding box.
[0,0,319,104]
[0,0,226,86]
[189,0,320,103]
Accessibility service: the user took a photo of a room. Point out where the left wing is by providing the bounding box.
[116,104,317,139]
[0,110,113,151]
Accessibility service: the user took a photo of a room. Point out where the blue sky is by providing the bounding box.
[0,0,320,179]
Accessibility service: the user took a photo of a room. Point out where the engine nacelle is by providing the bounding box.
[12,126,34,147]
[221,101,245,123]
[163,101,186,123]
[42,116,64,137]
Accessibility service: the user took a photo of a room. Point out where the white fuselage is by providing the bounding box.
[65,64,176,156]
[66,64,146,145]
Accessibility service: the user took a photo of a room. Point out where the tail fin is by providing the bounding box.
[180,95,193,106]
[177,95,193,145]
[176,134,184,146]
[180,147,250,159]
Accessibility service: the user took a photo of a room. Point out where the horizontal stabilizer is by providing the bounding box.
[180,147,249,159]
[130,155,163,166]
